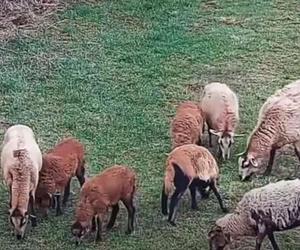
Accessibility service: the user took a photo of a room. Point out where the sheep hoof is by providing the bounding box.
[264,169,272,176]
[222,207,229,213]
[56,211,63,216]
[191,205,199,210]
[30,215,37,227]
[162,211,168,216]
[168,221,177,227]
[125,230,133,235]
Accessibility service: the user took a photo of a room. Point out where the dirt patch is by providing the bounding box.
[0,0,64,42]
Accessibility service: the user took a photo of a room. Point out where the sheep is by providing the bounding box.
[208,179,300,250]
[238,80,300,181]
[71,165,137,245]
[171,101,205,149]
[161,144,227,226]
[0,124,42,239]
[35,138,86,216]
[201,82,239,160]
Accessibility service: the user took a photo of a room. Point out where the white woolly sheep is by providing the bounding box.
[35,138,86,217]
[171,101,205,149]
[208,179,300,250]
[201,82,239,160]
[71,165,137,245]
[1,124,42,239]
[161,144,227,226]
[238,80,300,181]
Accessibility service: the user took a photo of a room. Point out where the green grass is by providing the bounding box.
[1,0,300,249]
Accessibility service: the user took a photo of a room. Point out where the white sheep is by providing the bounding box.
[208,179,300,250]
[1,124,42,239]
[238,80,300,181]
[201,82,239,160]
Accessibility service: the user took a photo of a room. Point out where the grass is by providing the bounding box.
[1,0,300,249]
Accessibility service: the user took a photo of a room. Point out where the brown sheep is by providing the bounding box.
[171,101,205,149]
[71,165,137,245]
[161,144,227,226]
[35,138,86,216]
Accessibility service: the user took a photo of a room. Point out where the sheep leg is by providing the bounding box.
[29,193,37,227]
[106,204,119,230]
[54,193,63,216]
[208,126,213,147]
[168,164,190,226]
[95,216,102,242]
[123,199,135,234]
[255,222,267,250]
[92,217,96,231]
[189,180,198,210]
[268,232,280,250]
[210,181,228,213]
[62,179,71,206]
[264,148,276,176]
[76,167,86,187]
[168,190,184,226]
[161,184,168,215]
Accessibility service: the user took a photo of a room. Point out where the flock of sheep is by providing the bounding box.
[1,80,300,250]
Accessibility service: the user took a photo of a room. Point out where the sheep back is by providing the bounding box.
[164,144,219,194]
[79,165,137,212]
[171,101,204,149]
[234,179,300,230]
[201,82,239,132]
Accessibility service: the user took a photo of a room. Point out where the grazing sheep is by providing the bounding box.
[1,124,42,239]
[171,101,205,149]
[201,82,239,160]
[208,179,300,250]
[238,80,300,181]
[71,165,137,245]
[161,144,227,226]
[35,138,86,216]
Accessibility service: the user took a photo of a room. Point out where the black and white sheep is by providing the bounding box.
[208,179,300,250]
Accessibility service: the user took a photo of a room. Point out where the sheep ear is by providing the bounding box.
[250,157,258,167]
[236,151,246,157]
[209,129,222,137]
[228,131,234,138]
[224,232,231,243]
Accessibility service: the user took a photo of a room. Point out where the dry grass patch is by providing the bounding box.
[0,0,63,41]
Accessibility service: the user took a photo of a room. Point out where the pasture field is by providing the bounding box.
[1,0,300,249]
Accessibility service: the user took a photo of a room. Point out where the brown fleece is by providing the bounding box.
[35,138,85,210]
[10,150,34,214]
[74,165,137,225]
[164,144,219,195]
[171,101,205,149]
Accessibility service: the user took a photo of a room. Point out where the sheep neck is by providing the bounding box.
[247,120,277,157]
[223,213,255,238]
[76,200,95,224]
[10,172,30,211]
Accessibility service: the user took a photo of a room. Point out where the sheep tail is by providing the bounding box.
[13,149,27,161]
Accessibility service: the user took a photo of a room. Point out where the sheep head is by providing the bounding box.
[71,220,91,245]
[9,207,29,240]
[210,129,234,160]
[208,225,231,250]
[238,153,263,181]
